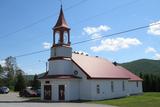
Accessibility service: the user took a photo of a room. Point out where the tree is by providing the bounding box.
[32,74,40,90]
[5,70,15,89]
[14,73,26,91]
[4,56,20,77]
[15,69,25,76]
[0,65,3,73]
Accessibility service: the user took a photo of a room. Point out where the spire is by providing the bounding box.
[53,6,69,29]
[52,5,71,47]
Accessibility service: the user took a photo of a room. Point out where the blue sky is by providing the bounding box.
[0,0,160,75]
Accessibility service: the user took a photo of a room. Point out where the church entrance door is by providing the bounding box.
[59,85,65,101]
[44,85,51,100]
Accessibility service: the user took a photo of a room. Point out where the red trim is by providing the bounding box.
[39,74,81,79]
[129,80,143,82]
[87,77,129,80]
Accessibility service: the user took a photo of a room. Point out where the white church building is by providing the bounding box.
[39,6,143,101]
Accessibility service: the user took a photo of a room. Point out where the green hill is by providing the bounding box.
[25,75,34,81]
[25,72,46,81]
[121,59,160,75]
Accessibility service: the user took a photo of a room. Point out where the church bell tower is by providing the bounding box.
[48,6,73,75]
[50,6,72,58]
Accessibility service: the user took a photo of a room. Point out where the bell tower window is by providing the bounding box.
[54,32,60,44]
[64,31,68,44]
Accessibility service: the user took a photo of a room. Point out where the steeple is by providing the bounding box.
[53,5,70,30]
[52,6,71,47]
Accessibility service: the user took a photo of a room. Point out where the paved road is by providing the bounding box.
[0,92,117,107]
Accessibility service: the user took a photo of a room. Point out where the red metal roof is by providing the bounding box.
[72,53,142,81]
[116,66,143,81]
[72,54,129,79]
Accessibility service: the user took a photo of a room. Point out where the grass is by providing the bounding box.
[91,92,160,107]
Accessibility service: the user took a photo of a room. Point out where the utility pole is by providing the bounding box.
[38,60,48,72]
[45,62,48,72]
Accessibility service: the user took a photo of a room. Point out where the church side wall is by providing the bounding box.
[90,79,128,100]
[128,81,143,95]
[68,80,80,100]
[79,78,92,100]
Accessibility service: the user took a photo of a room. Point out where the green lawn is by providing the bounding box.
[91,92,160,107]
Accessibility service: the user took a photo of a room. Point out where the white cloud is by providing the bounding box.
[42,42,51,49]
[83,25,111,39]
[145,47,157,53]
[155,53,160,60]
[145,47,160,60]
[148,20,160,35]
[90,37,142,52]
[91,33,102,39]
[0,60,6,67]
[83,25,110,35]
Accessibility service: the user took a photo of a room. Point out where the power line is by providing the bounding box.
[72,23,154,45]
[0,0,139,40]
[14,49,49,58]
[0,0,87,39]
[0,0,141,46]
[11,22,160,58]
[76,0,140,24]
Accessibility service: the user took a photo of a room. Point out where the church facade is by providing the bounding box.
[39,7,143,101]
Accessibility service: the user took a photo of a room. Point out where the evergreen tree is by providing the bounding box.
[32,74,40,90]
[139,72,143,78]
[14,72,26,91]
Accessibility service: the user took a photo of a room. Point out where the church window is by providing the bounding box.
[122,81,125,91]
[111,81,114,92]
[45,81,50,84]
[96,85,100,94]
[136,81,139,87]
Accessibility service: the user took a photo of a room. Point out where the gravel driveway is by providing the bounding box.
[0,92,117,107]
[0,92,28,102]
